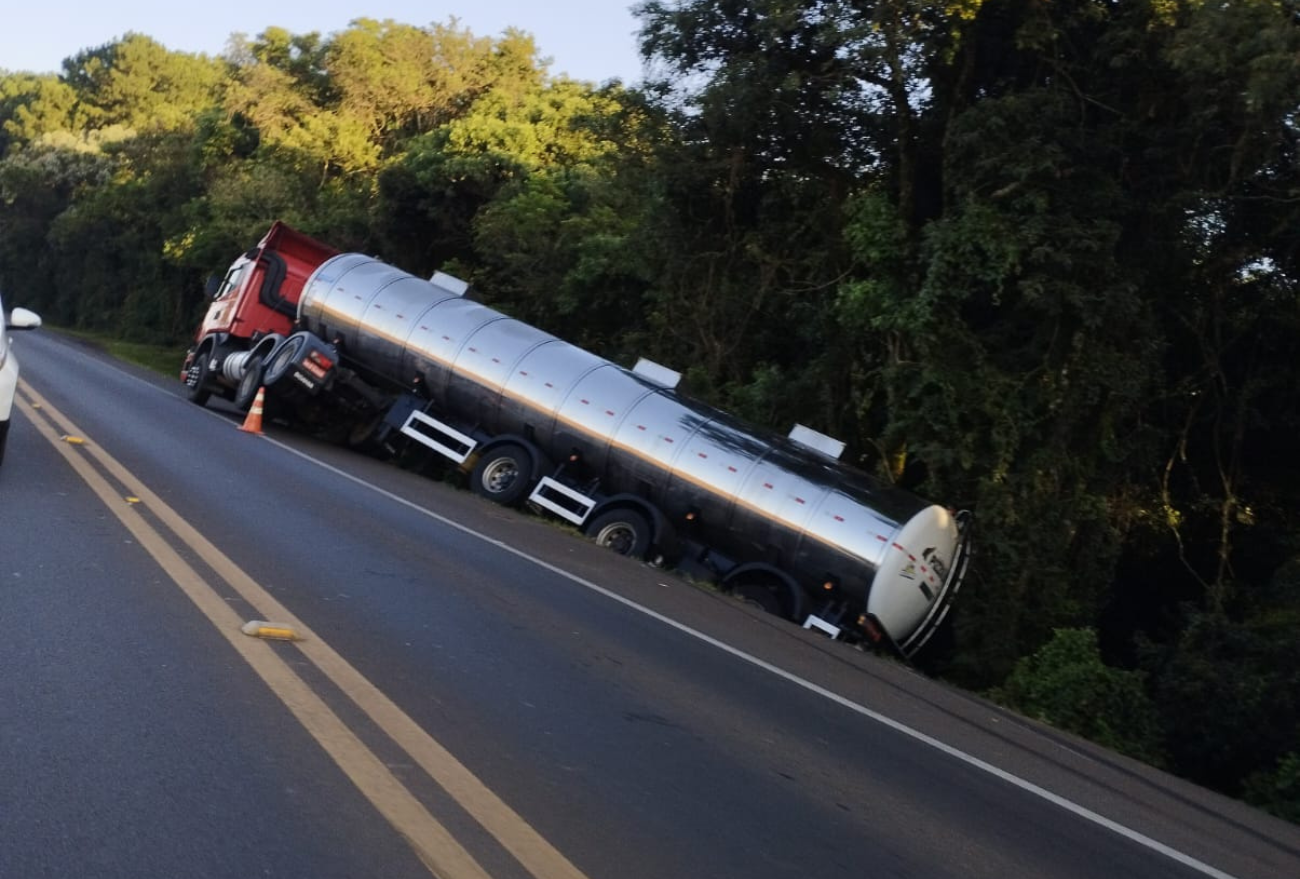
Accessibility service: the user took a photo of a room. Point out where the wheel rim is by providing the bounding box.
[481,458,519,494]
[595,522,638,555]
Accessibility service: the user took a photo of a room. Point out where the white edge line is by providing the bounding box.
[260,435,1240,879]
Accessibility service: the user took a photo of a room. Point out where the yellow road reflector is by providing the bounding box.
[61,435,85,445]
[125,497,141,504]
[241,620,302,642]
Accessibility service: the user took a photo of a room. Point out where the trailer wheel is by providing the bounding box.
[185,350,212,406]
[233,355,264,411]
[728,574,807,622]
[731,580,785,616]
[470,443,533,506]
[587,508,652,559]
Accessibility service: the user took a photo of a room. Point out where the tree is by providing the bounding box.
[60,34,225,133]
[373,74,628,277]
[632,1,890,422]
[327,19,544,152]
[0,72,77,154]
[0,144,113,318]
[223,28,378,178]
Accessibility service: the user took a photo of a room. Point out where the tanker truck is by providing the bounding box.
[182,223,971,657]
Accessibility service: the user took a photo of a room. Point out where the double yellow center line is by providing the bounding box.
[17,380,591,879]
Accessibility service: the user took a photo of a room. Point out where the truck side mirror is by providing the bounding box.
[205,276,222,298]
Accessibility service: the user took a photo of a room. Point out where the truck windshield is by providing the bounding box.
[215,262,248,300]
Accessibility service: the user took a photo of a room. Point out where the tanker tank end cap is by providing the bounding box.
[241,620,303,642]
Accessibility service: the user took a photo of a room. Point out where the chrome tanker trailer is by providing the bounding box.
[238,247,971,657]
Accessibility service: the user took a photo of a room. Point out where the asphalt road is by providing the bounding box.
[2,329,1298,879]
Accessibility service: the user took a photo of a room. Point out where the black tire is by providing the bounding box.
[729,577,805,621]
[347,411,389,457]
[470,443,533,506]
[233,355,264,411]
[0,419,9,468]
[185,350,212,406]
[586,508,652,559]
[263,335,307,388]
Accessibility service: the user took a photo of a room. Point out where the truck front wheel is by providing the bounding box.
[185,351,212,406]
[586,509,652,559]
[470,443,533,506]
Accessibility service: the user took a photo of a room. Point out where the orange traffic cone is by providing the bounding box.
[239,386,266,435]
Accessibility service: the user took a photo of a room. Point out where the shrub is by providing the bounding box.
[992,627,1165,765]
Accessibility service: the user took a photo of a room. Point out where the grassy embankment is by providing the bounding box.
[58,328,188,377]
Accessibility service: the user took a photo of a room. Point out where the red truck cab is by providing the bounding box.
[193,221,337,342]
[182,221,337,406]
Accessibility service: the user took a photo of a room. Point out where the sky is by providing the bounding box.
[0,1,648,85]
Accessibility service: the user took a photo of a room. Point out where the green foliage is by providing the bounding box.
[327,19,544,149]
[1142,609,1300,796]
[0,143,115,318]
[54,328,188,376]
[993,628,1164,765]
[472,168,645,351]
[1244,753,1300,825]
[866,80,1164,678]
[375,77,640,281]
[59,34,225,133]
[0,73,77,152]
[42,130,203,339]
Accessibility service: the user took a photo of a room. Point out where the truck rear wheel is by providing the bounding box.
[470,443,533,506]
[263,335,307,388]
[233,355,264,411]
[587,508,652,559]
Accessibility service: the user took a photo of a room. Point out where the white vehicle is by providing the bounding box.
[0,294,42,467]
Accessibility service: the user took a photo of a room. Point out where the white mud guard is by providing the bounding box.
[399,410,477,464]
[528,477,597,526]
